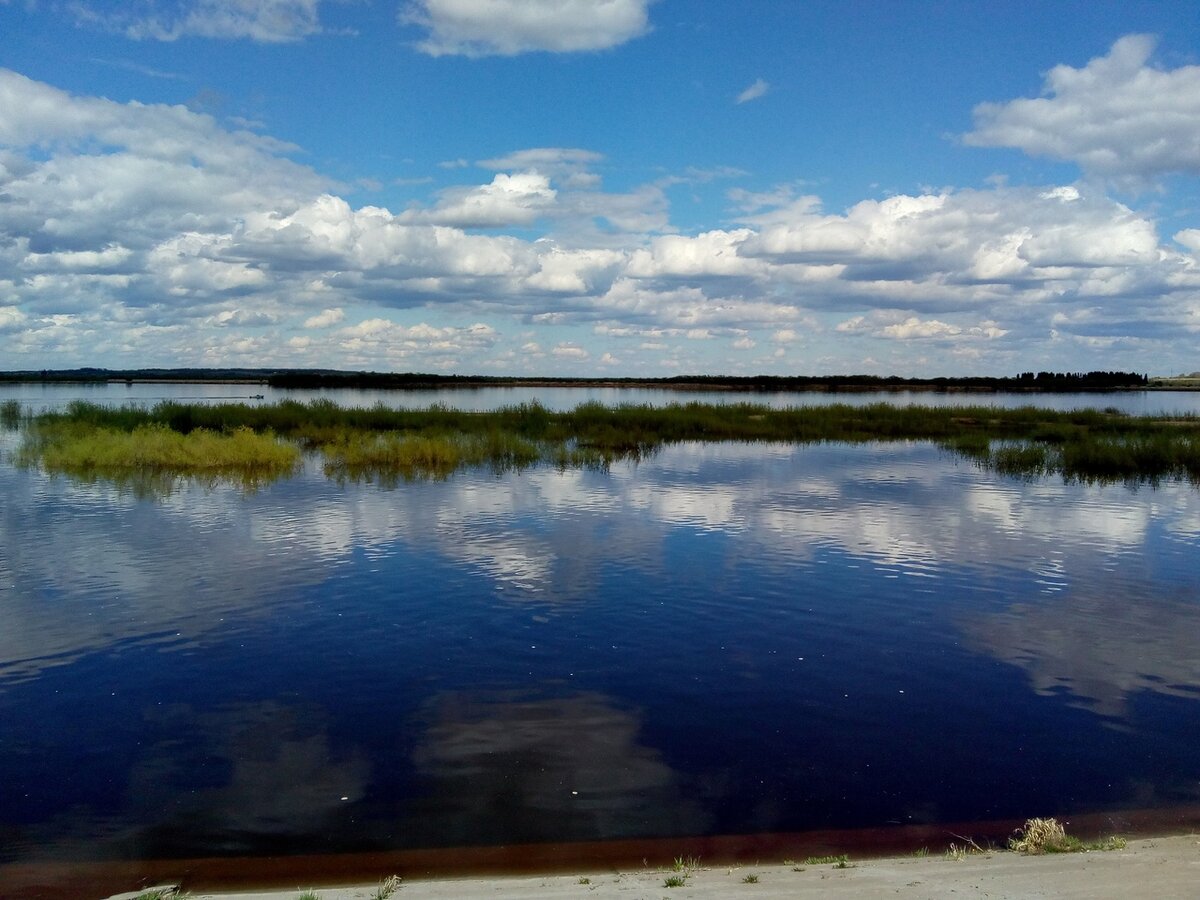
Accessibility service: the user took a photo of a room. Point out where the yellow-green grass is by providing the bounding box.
[318,428,553,483]
[19,422,299,483]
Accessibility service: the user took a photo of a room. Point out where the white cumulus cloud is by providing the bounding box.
[965,34,1200,185]
[837,313,1008,342]
[401,0,653,57]
[0,306,28,332]
[738,186,1163,284]
[304,308,345,328]
[400,172,558,228]
[551,342,589,359]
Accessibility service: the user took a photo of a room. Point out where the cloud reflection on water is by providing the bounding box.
[962,588,1200,719]
[407,690,711,844]
[130,701,372,851]
[10,700,371,860]
[0,472,333,684]
[3,440,1198,712]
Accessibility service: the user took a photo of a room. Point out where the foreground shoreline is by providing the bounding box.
[98,834,1200,900]
[6,807,1200,899]
[195,834,1200,900]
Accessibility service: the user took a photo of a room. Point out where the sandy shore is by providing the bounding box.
[104,834,1200,900]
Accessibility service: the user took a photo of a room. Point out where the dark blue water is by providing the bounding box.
[1,390,1199,868]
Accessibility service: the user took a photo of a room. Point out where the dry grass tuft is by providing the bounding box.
[1007,817,1126,854]
[1009,818,1129,855]
[1010,817,1071,854]
[371,875,401,899]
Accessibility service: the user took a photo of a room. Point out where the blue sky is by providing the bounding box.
[2,1,1199,375]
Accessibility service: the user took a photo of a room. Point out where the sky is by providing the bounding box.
[1,1,1199,377]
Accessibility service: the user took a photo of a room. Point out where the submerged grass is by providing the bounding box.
[0,399,22,429]
[17,398,1200,488]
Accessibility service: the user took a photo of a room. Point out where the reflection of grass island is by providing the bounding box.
[13,398,1200,488]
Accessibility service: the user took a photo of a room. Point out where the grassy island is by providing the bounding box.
[9,398,1200,489]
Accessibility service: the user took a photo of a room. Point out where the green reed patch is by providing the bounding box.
[18,399,1200,487]
[19,422,299,485]
[988,441,1053,478]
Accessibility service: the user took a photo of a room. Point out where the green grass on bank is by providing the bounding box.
[10,398,1200,489]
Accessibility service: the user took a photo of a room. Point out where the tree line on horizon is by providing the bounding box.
[0,368,1150,391]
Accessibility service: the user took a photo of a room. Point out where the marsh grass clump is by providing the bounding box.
[1059,433,1200,484]
[22,423,299,481]
[320,430,547,483]
[989,441,1053,478]
[321,432,464,482]
[742,873,760,883]
[663,874,687,887]
[468,429,544,471]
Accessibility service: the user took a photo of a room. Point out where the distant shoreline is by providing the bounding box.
[0,368,1181,392]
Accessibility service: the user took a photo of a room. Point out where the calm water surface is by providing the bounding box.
[5,381,1200,414]
[1,386,1199,869]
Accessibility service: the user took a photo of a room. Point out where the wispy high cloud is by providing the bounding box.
[73,0,328,43]
[401,0,653,57]
[88,58,188,81]
[965,34,1200,186]
[736,78,769,104]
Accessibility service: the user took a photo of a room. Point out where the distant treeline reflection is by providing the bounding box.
[12,398,1200,491]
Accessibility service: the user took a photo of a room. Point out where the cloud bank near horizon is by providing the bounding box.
[1,33,1198,375]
